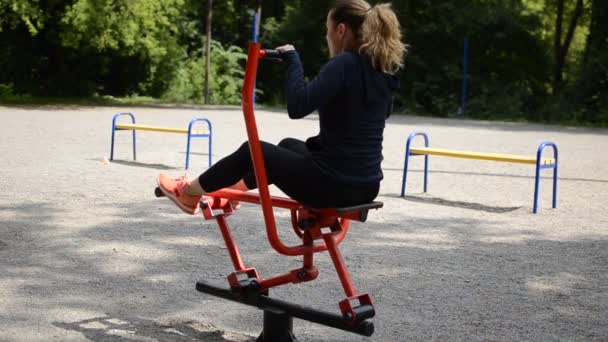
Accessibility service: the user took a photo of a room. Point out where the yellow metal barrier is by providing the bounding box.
[409,147,555,165]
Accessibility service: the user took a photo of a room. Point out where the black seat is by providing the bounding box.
[313,201,384,223]
[333,201,384,213]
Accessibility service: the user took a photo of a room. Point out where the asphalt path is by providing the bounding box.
[1,105,606,341]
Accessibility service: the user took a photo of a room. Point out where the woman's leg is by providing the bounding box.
[236,138,310,189]
[278,138,310,156]
[160,139,309,204]
[223,141,378,208]
[159,139,379,213]
[198,140,311,192]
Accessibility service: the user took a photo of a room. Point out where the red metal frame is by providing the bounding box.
[200,43,375,321]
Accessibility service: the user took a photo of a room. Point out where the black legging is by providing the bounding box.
[198,138,379,208]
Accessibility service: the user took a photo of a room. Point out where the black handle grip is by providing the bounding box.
[261,49,283,60]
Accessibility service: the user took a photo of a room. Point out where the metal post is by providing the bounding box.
[401,132,430,197]
[252,3,261,43]
[204,0,213,104]
[110,112,136,161]
[533,160,541,214]
[460,37,469,116]
[256,310,296,342]
[252,1,261,105]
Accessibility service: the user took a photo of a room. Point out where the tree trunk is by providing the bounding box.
[552,0,564,95]
[576,0,608,121]
[552,0,584,95]
[583,0,608,66]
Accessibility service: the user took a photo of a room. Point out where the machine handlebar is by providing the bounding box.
[260,49,283,60]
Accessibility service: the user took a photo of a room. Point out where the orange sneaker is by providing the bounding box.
[157,173,203,215]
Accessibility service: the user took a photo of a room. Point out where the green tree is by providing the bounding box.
[392,0,550,118]
[60,0,189,95]
[0,0,44,35]
[0,0,604,124]
[575,0,608,123]
[0,0,194,97]
[255,0,331,104]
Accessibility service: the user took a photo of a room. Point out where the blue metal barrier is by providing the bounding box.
[186,117,213,169]
[111,112,136,161]
[533,142,558,214]
[400,132,429,197]
[400,131,559,214]
[110,112,213,170]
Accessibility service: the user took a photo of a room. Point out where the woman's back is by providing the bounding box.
[310,51,399,186]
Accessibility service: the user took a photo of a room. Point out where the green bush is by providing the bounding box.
[0,83,31,102]
[162,40,246,105]
[0,83,15,98]
[466,82,528,121]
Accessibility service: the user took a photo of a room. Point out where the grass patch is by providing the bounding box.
[0,94,166,106]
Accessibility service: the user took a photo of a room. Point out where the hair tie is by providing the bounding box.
[365,5,377,15]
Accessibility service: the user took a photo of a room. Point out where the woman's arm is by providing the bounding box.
[279,48,352,119]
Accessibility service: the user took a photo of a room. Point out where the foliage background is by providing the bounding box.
[0,0,606,125]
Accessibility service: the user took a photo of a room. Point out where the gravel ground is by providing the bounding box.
[0,105,606,342]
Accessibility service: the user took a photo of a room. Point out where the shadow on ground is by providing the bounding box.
[1,199,606,341]
[52,316,255,342]
[104,160,179,170]
[382,194,522,213]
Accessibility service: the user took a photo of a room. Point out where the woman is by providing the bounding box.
[157,0,406,214]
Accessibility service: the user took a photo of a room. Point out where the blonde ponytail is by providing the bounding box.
[360,4,406,74]
[330,0,406,75]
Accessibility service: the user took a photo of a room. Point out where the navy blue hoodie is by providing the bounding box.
[283,50,400,186]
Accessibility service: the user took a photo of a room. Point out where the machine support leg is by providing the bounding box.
[256,310,297,342]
